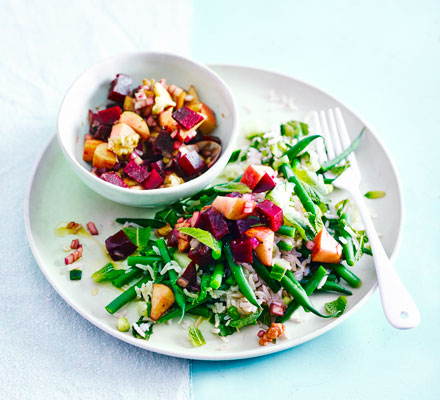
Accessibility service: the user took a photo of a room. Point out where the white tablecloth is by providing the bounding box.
[0,1,192,398]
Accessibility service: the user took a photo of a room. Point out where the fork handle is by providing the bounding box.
[348,188,421,329]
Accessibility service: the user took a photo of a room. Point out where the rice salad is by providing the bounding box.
[60,118,370,348]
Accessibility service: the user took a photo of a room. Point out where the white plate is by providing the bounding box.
[25,65,403,360]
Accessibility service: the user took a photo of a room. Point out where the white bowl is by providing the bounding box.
[57,52,239,207]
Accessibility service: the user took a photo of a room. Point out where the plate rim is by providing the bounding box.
[24,64,405,361]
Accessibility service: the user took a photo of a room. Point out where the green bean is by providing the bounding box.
[225,274,236,286]
[188,306,212,318]
[339,212,355,266]
[280,164,317,216]
[282,135,322,161]
[252,256,282,293]
[127,255,161,267]
[105,276,150,314]
[277,266,327,323]
[317,281,352,296]
[276,225,296,237]
[327,263,361,288]
[112,267,143,288]
[115,218,166,228]
[210,262,225,290]
[277,241,294,251]
[156,239,186,315]
[281,270,337,318]
[224,245,261,309]
[157,299,208,323]
[320,128,364,172]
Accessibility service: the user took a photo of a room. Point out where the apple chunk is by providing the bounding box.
[240,165,276,190]
[119,111,150,140]
[312,228,342,264]
[212,196,256,220]
[150,283,175,321]
[83,139,104,162]
[245,226,275,266]
[92,143,117,169]
[198,103,217,135]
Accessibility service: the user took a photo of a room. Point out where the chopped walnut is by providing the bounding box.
[155,223,172,237]
[258,323,286,346]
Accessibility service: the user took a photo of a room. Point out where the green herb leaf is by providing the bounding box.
[329,161,351,177]
[325,296,347,317]
[320,128,364,173]
[188,325,206,347]
[155,208,179,227]
[228,149,241,164]
[227,306,241,320]
[229,311,261,328]
[257,305,272,327]
[193,275,211,304]
[364,190,386,199]
[123,226,151,252]
[131,318,154,340]
[283,207,316,241]
[213,182,252,194]
[91,263,124,283]
[294,168,330,207]
[177,227,222,259]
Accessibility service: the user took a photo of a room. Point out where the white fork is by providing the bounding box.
[313,108,420,329]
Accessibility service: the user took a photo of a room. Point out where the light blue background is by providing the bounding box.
[1,0,438,399]
[191,0,439,399]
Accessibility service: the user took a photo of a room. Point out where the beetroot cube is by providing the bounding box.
[200,207,228,239]
[100,172,128,188]
[105,229,137,261]
[89,111,102,133]
[177,262,198,291]
[172,106,204,130]
[228,218,260,238]
[98,106,121,125]
[256,200,284,231]
[152,131,174,154]
[253,173,276,193]
[178,151,205,176]
[167,229,179,247]
[230,238,254,264]
[142,169,163,189]
[124,161,149,183]
[188,244,214,266]
[150,160,165,177]
[108,73,133,104]
[94,124,112,141]
[190,211,201,228]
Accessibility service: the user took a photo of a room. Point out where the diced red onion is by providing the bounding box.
[64,246,83,265]
[257,330,266,338]
[306,240,315,250]
[87,222,99,235]
[270,301,286,316]
[70,239,79,249]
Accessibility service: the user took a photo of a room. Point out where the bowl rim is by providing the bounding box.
[56,51,239,197]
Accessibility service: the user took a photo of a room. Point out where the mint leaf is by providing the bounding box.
[188,325,206,347]
[229,311,261,328]
[325,296,347,317]
[123,226,151,251]
[213,182,251,194]
[177,227,222,259]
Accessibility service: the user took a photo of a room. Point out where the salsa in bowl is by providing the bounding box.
[57,52,239,207]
